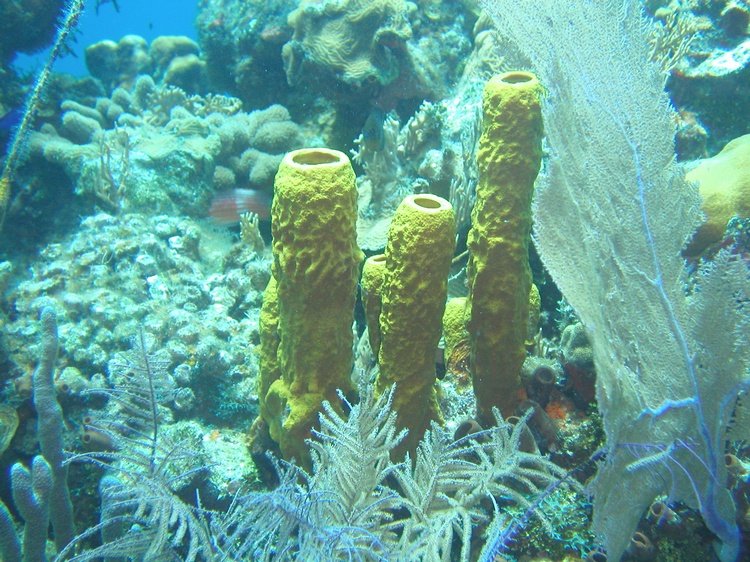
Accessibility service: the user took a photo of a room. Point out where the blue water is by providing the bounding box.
[14,0,197,77]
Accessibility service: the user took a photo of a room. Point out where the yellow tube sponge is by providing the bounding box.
[376,194,455,455]
[257,275,280,434]
[361,254,387,356]
[442,296,468,364]
[526,283,541,347]
[262,148,363,467]
[465,71,543,423]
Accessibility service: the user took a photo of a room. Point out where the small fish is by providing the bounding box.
[209,188,271,226]
[361,108,386,152]
[95,0,120,15]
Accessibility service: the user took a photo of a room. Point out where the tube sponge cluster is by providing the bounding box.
[376,194,456,455]
[257,70,541,462]
[260,148,363,467]
[465,71,543,423]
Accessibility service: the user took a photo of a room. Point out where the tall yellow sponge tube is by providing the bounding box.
[466,71,543,423]
[377,194,455,455]
[257,275,280,432]
[262,148,363,467]
[361,254,387,356]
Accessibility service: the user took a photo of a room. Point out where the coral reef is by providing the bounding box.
[351,11,499,251]
[282,0,413,88]
[195,0,475,148]
[3,212,269,429]
[27,79,302,216]
[281,0,474,109]
[1,0,748,560]
[195,0,296,111]
[352,95,481,250]
[352,101,444,250]
[654,0,750,155]
[85,34,207,93]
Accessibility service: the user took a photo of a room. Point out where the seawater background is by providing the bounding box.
[15,0,198,77]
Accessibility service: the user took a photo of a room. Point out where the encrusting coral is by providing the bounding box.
[3,212,269,429]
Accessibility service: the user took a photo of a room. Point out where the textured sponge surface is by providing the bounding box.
[263,148,363,466]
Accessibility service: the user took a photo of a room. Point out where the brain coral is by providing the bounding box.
[282,0,412,87]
